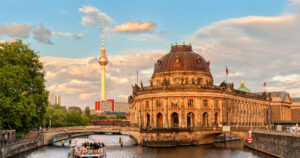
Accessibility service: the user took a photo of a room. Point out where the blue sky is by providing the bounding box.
[2,0,300,108]
[0,0,287,58]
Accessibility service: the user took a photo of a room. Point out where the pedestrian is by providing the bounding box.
[4,133,8,145]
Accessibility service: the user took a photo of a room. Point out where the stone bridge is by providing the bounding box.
[41,125,251,147]
[138,127,250,147]
[42,125,140,145]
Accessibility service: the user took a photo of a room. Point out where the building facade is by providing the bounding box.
[291,98,300,121]
[267,91,292,122]
[129,44,270,129]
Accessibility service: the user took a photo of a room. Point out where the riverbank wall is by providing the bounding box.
[0,132,43,158]
[246,132,300,158]
[0,139,39,158]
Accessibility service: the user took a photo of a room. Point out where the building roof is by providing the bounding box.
[267,91,290,102]
[291,97,300,102]
[153,45,210,73]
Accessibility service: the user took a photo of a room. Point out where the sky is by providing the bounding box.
[1,0,300,109]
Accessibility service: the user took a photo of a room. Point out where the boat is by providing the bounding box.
[68,138,106,158]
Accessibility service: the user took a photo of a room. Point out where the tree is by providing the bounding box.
[44,104,91,127]
[0,40,48,133]
[85,106,90,117]
[44,105,67,127]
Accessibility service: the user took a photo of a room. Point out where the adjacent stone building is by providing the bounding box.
[129,44,271,129]
[291,98,300,121]
[266,91,292,122]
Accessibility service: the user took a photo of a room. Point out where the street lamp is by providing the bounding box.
[49,115,52,128]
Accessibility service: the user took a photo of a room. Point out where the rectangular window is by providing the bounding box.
[215,100,218,108]
[146,101,149,108]
[203,99,208,107]
[171,100,177,108]
[156,100,161,108]
[197,78,202,85]
[185,78,188,84]
[192,78,195,85]
[188,99,194,107]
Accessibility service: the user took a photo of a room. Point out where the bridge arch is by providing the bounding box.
[43,126,140,145]
[199,131,248,144]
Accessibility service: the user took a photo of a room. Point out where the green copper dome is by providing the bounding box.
[237,80,251,93]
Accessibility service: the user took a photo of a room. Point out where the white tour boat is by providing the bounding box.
[68,138,106,158]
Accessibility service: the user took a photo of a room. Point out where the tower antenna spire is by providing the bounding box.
[101,14,105,49]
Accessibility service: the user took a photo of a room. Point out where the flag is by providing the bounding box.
[226,66,229,75]
[263,81,266,87]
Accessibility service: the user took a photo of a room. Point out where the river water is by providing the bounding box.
[15,134,274,158]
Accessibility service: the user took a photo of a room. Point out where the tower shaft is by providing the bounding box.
[101,65,106,101]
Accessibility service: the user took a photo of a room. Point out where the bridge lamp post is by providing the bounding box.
[49,115,52,128]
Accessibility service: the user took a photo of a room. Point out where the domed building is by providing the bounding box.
[128,44,270,145]
[237,80,251,93]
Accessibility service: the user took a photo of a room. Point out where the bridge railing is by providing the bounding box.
[253,129,300,137]
[0,131,41,147]
[43,125,140,133]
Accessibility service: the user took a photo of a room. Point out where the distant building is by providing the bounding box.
[68,106,81,112]
[94,100,129,113]
[48,93,61,105]
[55,95,61,105]
[48,93,56,105]
[291,98,300,121]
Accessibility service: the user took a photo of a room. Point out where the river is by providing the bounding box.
[15,134,274,158]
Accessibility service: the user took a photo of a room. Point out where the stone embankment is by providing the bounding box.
[247,131,300,158]
[0,131,42,158]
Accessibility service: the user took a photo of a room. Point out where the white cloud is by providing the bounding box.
[272,74,300,82]
[0,23,32,39]
[60,10,67,14]
[33,24,52,44]
[41,49,165,107]
[128,34,165,43]
[79,92,95,100]
[52,31,83,39]
[78,5,114,27]
[188,0,300,97]
[114,21,156,33]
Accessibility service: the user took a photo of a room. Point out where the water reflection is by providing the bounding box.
[15,134,274,158]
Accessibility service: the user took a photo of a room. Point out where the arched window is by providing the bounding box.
[197,78,202,85]
[202,112,209,127]
[157,113,163,128]
[214,112,218,125]
[187,112,195,128]
[171,112,179,128]
[146,114,150,128]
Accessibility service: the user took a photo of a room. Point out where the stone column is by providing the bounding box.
[196,97,201,127]
[151,98,154,128]
[163,97,169,128]
[210,99,214,127]
[180,97,185,128]
[220,99,223,125]
[140,101,144,128]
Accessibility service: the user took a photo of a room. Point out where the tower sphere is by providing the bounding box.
[99,56,108,66]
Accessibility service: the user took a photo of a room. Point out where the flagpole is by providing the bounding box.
[225,66,228,84]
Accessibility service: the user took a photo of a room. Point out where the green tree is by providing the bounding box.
[85,106,90,117]
[67,110,90,126]
[0,40,48,133]
[44,105,91,127]
[44,105,68,127]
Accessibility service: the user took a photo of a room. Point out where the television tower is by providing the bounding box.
[98,15,108,101]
